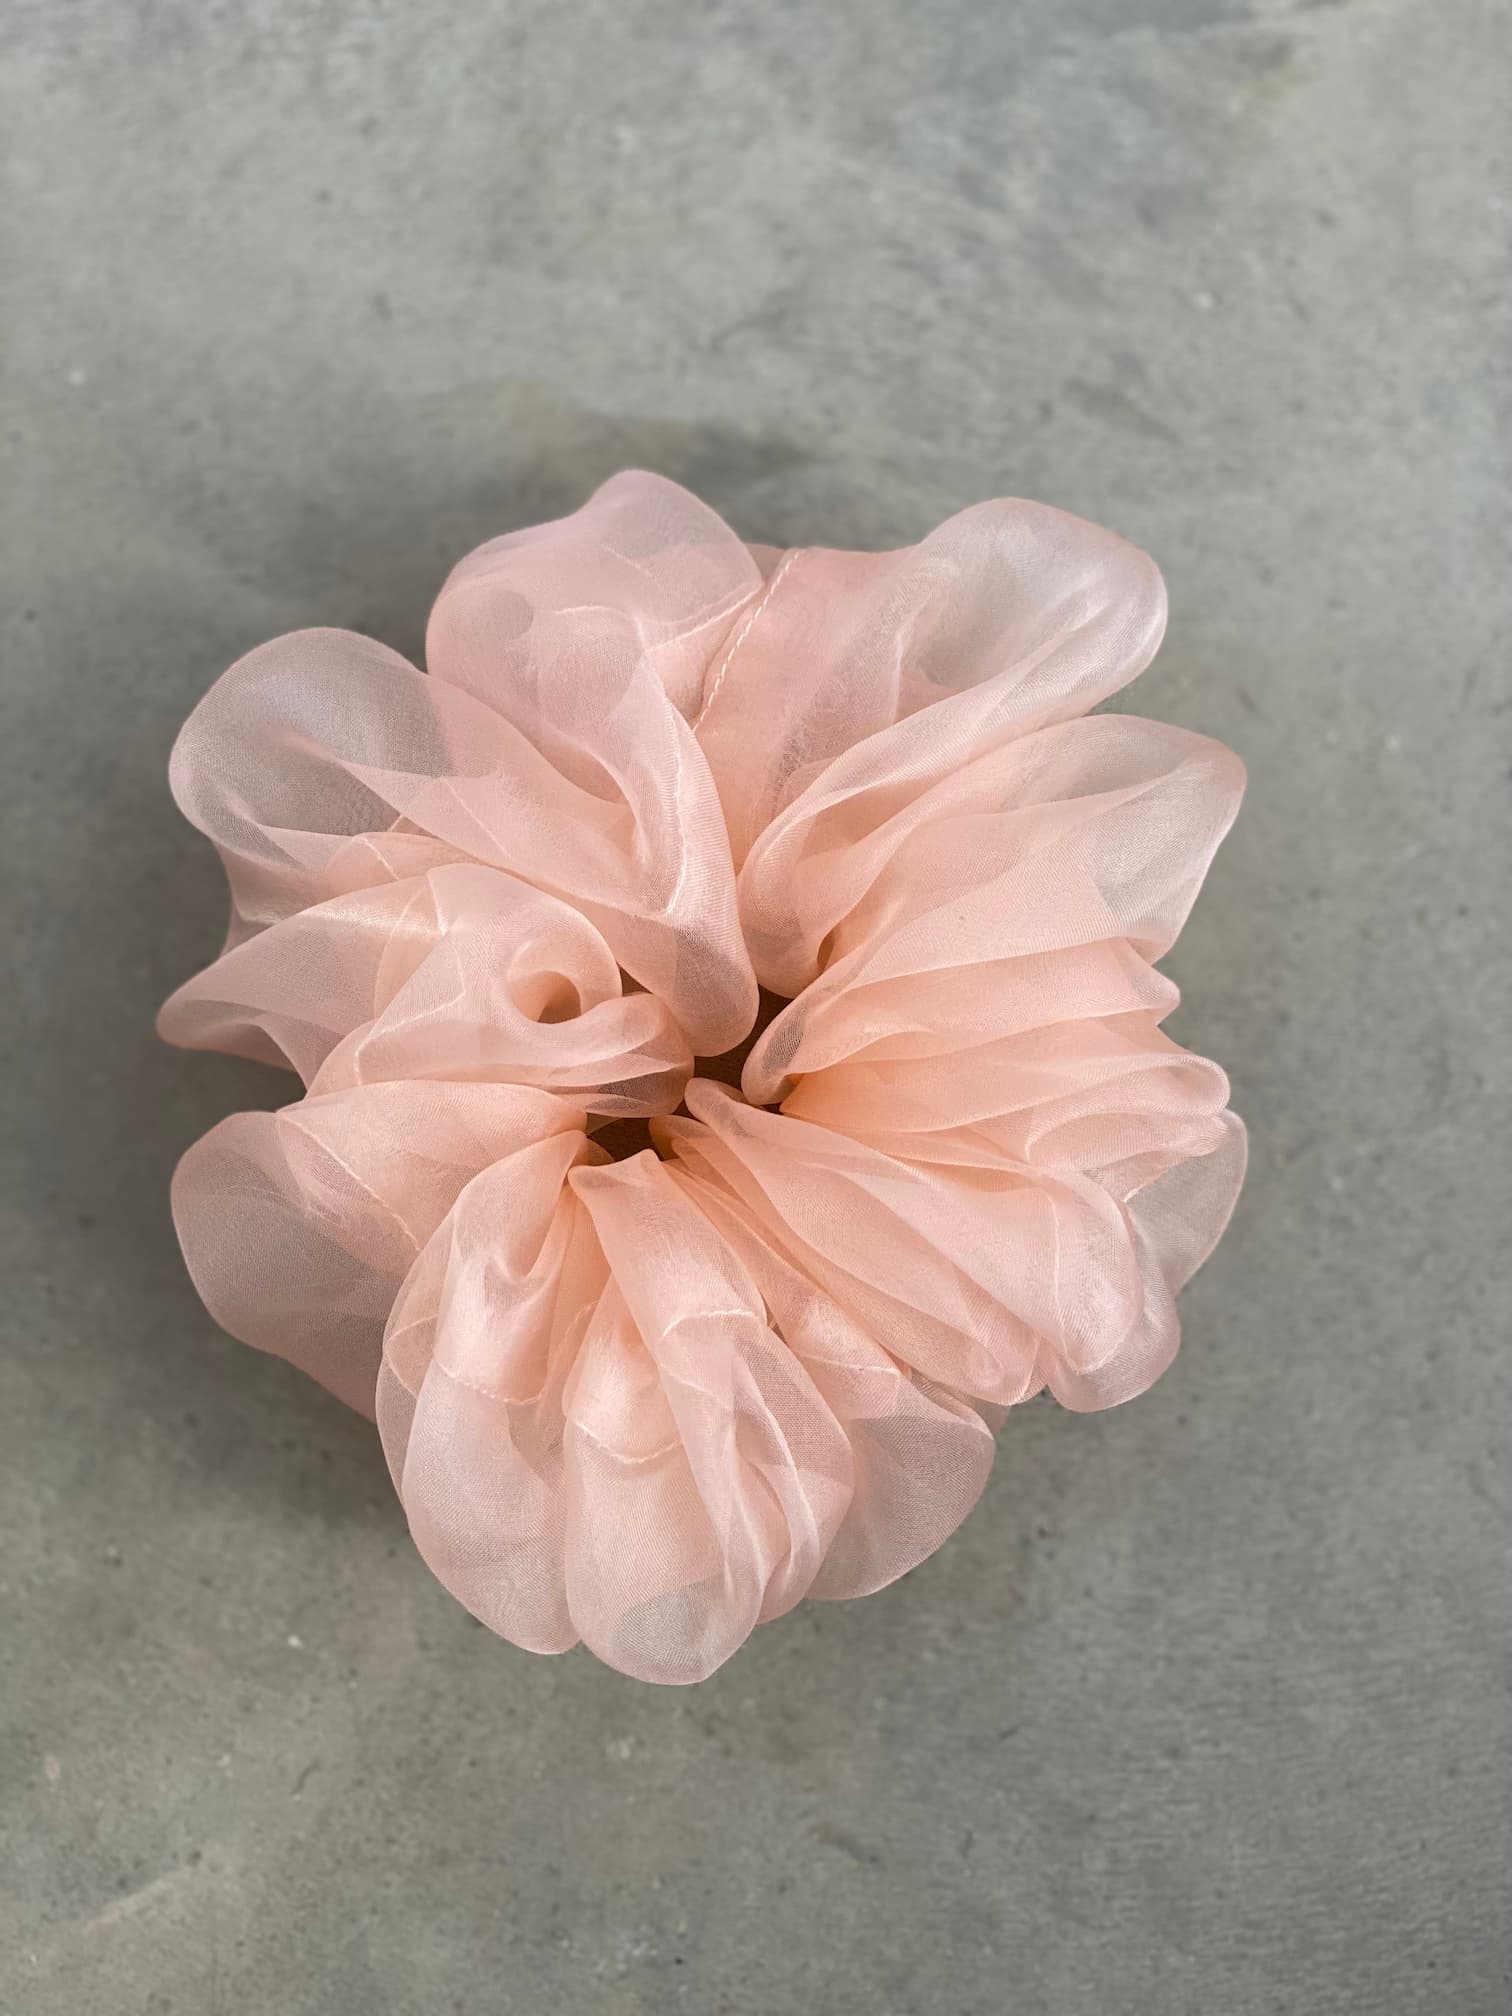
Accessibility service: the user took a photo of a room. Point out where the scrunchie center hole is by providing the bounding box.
[592,988,790,1163]
[691,987,789,1095]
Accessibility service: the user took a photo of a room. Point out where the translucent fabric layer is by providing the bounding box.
[162,470,1245,1680]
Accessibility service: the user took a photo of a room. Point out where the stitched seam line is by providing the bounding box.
[692,546,805,731]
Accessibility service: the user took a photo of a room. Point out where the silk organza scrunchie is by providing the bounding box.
[159,471,1246,1683]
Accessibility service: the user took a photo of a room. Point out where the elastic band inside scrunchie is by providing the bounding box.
[160,470,1245,1683]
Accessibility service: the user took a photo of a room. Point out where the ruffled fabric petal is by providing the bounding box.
[785,1013,1232,1182]
[672,1174,998,1602]
[740,710,1241,1012]
[693,503,1166,992]
[169,496,761,1053]
[429,469,764,725]
[725,714,1244,1412]
[1042,1109,1247,1410]
[172,1082,581,1415]
[159,862,690,1116]
[379,1146,860,1684]
[566,1154,856,1680]
[375,1133,606,1657]
[425,471,764,1050]
[662,1083,1146,1406]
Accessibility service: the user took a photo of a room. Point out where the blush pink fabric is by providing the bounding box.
[160,471,1246,1683]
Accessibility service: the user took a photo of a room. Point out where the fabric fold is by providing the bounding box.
[173,1082,583,1415]
[160,862,692,1116]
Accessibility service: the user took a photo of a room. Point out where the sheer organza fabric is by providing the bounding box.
[160,471,1245,1683]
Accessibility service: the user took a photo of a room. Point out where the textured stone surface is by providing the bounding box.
[2,3,1508,2010]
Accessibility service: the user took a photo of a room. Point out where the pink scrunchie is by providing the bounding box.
[160,471,1245,1683]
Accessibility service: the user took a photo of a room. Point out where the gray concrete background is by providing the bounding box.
[3,3,1508,2011]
